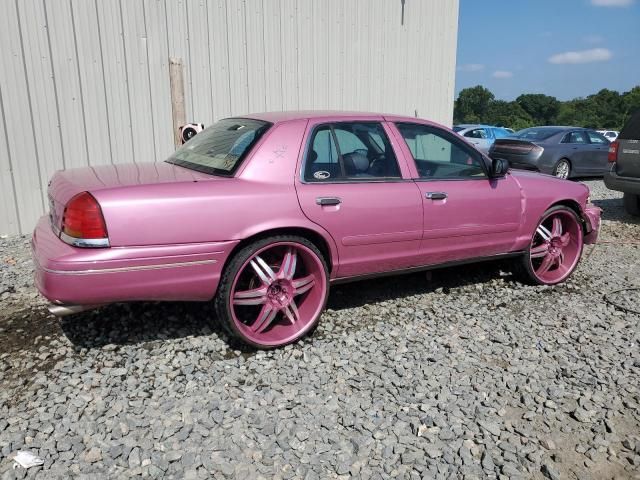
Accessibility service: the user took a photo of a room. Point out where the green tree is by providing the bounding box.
[454,86,494,124]
[453,84,640,130]
[622,86,640,125]
[485,100,533,131]
[515,94,560,125]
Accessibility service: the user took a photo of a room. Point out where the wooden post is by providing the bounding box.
[169,57,186,148]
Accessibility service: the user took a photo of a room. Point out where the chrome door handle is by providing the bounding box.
[425,192,447,200]
[316,197,341,206]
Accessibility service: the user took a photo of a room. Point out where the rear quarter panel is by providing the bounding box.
[93,120,338,265]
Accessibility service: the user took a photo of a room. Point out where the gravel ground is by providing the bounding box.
[0,179,639,479]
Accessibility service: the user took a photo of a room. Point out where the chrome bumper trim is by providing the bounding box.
[38,258,218,276]
[60,231,110,248]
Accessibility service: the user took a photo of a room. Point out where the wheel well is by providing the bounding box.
[550,199,589,233]
[223,227,334,274]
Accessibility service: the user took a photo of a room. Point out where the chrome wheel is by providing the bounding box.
[554,160,570,179]
[528,208,583,284]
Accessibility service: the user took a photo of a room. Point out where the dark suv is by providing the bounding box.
[604,110,640,216]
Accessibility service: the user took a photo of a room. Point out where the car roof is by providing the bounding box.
[235,110,446,127]
[455,124,495,129]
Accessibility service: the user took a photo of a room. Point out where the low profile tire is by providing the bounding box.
[214,235,329,349]
[623,193,640,216]
[553,159,571,179]
[517,205,584,285]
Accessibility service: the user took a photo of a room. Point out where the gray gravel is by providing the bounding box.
[1,179,639,479]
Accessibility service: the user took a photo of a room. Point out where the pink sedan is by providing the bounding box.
[32,112,601,348]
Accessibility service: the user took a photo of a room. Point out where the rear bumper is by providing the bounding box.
[32,216,238,305]
[583,205,601,245]
[604,171,640,195]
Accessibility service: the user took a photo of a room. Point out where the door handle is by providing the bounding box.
[425,192,447,200]
[316,197,341,206]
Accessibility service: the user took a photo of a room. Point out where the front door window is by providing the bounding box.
[395,123,487,179]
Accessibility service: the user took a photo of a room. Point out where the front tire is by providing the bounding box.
[214,235,329,349]
[623,193,640,216]
[518,205,584,285]
[553,159,571,179]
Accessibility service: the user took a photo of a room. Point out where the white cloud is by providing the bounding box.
[583,34,604,44]
[457,63,484,72]
[492,70,513,79]
[591,0,634,6]
[548,48,612,64]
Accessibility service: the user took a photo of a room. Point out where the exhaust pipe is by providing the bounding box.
[47,304,103,317]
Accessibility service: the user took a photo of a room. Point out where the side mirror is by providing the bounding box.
[491,157,510,177]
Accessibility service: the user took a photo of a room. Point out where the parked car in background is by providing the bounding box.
[597,129,619,141]
[32,112,601,348]
[604,111,640,216]
[489,126,610,179]
[453,124,513,154]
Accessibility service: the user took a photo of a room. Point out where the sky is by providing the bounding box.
[455,0,640,100]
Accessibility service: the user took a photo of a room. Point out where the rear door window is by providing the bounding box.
[304,122,401,182]
[562,131,588,144]
[464,128,488,139]
[492,128,512,139]
[586,131,609,144]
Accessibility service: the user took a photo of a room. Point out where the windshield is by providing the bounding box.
[452,126,465,132]
[166,118,271,175]
[512,127,563,141]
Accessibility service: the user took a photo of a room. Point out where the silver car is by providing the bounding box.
[489,126,610,179]
[453,124,513,154]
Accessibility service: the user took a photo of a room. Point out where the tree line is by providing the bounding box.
[454,85,640,131]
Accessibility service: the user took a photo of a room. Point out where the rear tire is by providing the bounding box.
[553,159,571,179]
[623,193,640,216]
[214,235,329,349]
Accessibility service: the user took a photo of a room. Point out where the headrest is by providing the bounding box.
[343,152,369,174]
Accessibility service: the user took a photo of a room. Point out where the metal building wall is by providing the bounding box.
[0,0,459,235]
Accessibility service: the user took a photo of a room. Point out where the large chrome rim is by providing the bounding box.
[555,161,570,179]
[529,210,583,284]
[229,242,327,347]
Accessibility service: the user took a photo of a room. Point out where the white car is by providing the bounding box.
[597,129,619,141]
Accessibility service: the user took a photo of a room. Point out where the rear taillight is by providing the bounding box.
[608,140,619,162]
[61,192,109,247]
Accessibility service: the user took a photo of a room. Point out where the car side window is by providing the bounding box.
[586,131,608,144]
[303,122,401,182]
[562,131,588,144]
[464,128,487,139]
[492,128,512,139]
[396,123,487,180]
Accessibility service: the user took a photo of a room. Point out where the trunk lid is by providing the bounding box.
[47,162,216,232]
[616,111,640,178]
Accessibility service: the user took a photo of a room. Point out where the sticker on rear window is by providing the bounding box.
[313,171,330,180]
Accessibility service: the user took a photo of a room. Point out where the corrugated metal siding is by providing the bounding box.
[0,0,459,235]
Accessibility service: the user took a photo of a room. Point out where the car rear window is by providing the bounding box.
[166,118,271,175]
[512,127,563,141]
[619,111,640,140]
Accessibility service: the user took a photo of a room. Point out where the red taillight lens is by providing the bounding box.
[608,140,619,162]
[62,192,108,239]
